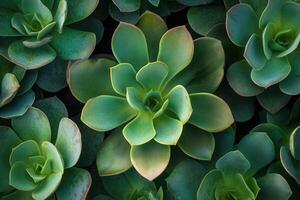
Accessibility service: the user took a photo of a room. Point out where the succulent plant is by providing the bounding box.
[0,57,36,119]
[68,11,233,180]
[165,129,292,200]
[0,0,99,69]
[225,0,300,113]
[249,97,300,185]
[0,107,82,200]
[198,148,291,200]
[92,169,163,200]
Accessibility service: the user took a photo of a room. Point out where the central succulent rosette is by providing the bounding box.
[87,61,192,146]
[0,0,98,69]
[68,11,233,180]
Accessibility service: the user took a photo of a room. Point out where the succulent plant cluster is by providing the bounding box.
[1,0,300,199]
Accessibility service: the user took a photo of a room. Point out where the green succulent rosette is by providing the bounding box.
[224,0,300,113]
[199,131,291,200]
[92,169,163,200]
[68,11,233,180]
[0,0,98,69]
[0,107,82,200]
[0,57,36,119]
[250,96,300,185]
[165,130,292,200]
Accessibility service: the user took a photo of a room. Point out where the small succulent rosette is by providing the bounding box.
[92,169,163,200]
[0,107,82,200]
[167,132,292,200]
[0,57,36,119]
[250,97,300,185]
[68,11,234,180]
[108,0,214,23]
[0,0,99,70]
[225,0,300,113]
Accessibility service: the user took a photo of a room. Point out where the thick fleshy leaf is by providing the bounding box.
[280,51,300,95]
[111,0,140,12]
[37,59,68,92]
[212,127,235,161]
[166,160,207,200]
[238,132,275,176]
[280,146,300,184]
[34,96,68,140]
[123,111,155,145]
[9,161,37,191]
[51,28,96,60]
[290,127,300,160]
[153,114,183,145]
[216,173,257,200]
[189,93,234,132]
[169,37,225,94]
[126,87,144,111]
[187,5,226,35]
[102,169,156,200]
[0,126,21,193]
[251,123,285,152]
[240,0,268,16]
[257,85,291,114]
[157,26,194,82]
[136,61,168,91]
[227,60,264,97]
[0,73,19,107]
[216,150,250,174]
[0,14,22,36]
[97,129,131,176]
[42,141,64,172]
[259,0,285,28]
[0,90,35,119]
[55,168,91,200]
[257,173,292,200]
[17,70,38,95]
[32,172,63,200]
[108,2,139,24]
[136,11,168,61]
[112,23,149,70]
[110,63,140,96]
[55,118,81,168]
[244,34,267,70]
[65,0,99,24]
[54,0,67,33]
[71,115,103,167]
[68,58,117,103]
[11,107,51,143]
[197,169,222,200]
[8,41,56,69]
[20,0,53,25]
[262,23,275,59]
[71,17,104,44]
[166,85,192,123]
[216,84,256,123]
[251,57,291,88]
[226,3,258,46]
[82,96,137,131]
[131,141,170,180]
[9,140,40,165]
[178,124,215,160]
